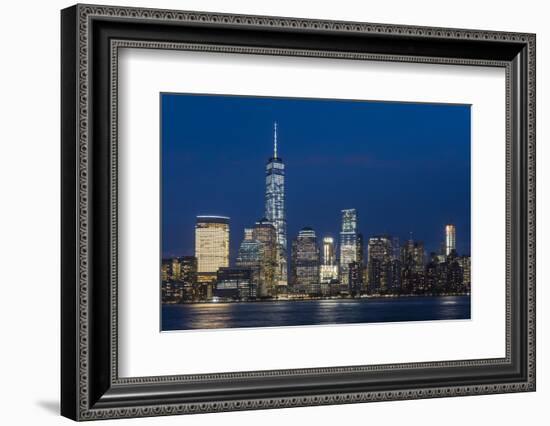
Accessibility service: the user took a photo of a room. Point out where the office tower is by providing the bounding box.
[265,122,287,287]
[366,236,392,293]
[447,257,464,292]
[195,216,230,285]
[291,227,320,294]
[252,218,278,297]
[214,267,255,300]
[348,261,363,296]
[179,256,198,301]
[458,256,471,290]
[339,209,362,287]
[236,228,263,293]
[401,237,425,293]
[171,258,181,281]
[320,236,339,284]
[401,237,425,273]
[445,224,456,256]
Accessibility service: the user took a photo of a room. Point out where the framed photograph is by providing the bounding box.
[61,4,536,421]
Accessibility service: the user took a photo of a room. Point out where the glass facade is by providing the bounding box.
[265,122,288,286]
[214,267,256,300]
[235,228,263,292]
[320,236,338,283]
[339,209,362,286]
[445,224,456,256]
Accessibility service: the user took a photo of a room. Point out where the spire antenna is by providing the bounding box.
[273,121,278,158]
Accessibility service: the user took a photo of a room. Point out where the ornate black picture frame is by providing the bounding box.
[61,4,536,421]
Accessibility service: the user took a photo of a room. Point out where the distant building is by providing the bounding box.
[366,236,393,293]
[265,122,288,287]
[215,267,255,300]
[320,236,338,284]
[291,227,320,295]
[401,238,425,293]
[236,228,263,294]
[401,238,425,273]
[161,259,171,283]
[348,261,363,296]
[195,215,229,285]
[180,256,198,301]
[171,258,181,281]
[445,224,456,256]
[458,256,471,290]
[339,209,362,287]
[424,250,464,294]
[252,218,278,297]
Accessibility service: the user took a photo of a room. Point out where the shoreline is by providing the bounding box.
[163,292,470,306]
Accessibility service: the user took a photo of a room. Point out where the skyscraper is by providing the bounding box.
[445,224,456,256]
[180,256,198,301]
[320,236,338,283]
[291,227,320,294]
[339,209,362,287]
[401,237,425,293]
[236,228,263,293]
[366,236,392,293]
[195,216,230,283]
[252,218,278,297]
[265,122,287,287]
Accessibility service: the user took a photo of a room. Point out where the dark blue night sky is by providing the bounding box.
[161,93,471,262]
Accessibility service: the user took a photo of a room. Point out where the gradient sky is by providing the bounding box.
[161,93,471,262]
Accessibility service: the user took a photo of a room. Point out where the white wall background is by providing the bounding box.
[0,0,546,424]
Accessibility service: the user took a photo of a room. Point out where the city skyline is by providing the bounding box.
[162,93,471,262]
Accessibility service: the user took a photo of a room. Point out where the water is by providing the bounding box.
[161,295,470,331]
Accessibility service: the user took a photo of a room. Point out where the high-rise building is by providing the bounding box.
[179,256,197,282]
[366,236,392,292]
[348,261,363,296]
[195,216,230,284]
[265,122,287,287]
[323,236,336,265]
[339,209,362,287]
[320,236,338,284]
[445,224,456,256]
[458,256,471,290]
[401,238,425,273]
[291,227,320,294]
[171,258,181,281]
[252,218,278,297]
[236,228,263,293]
[401,237,425,293]
[179,256,198,300]
[161,259,171,283]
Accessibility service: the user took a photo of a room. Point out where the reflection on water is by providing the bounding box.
[161,295,471,331]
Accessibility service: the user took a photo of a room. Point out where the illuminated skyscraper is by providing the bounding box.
[366,236,392,292]
[265,122,287,287]
[291,227,320,294]
[320,236,338,283]
[339,209,362,286]
[445,224,456,256]
[195,216,229,283]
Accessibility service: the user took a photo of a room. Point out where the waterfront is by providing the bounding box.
[161,295,470,331]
